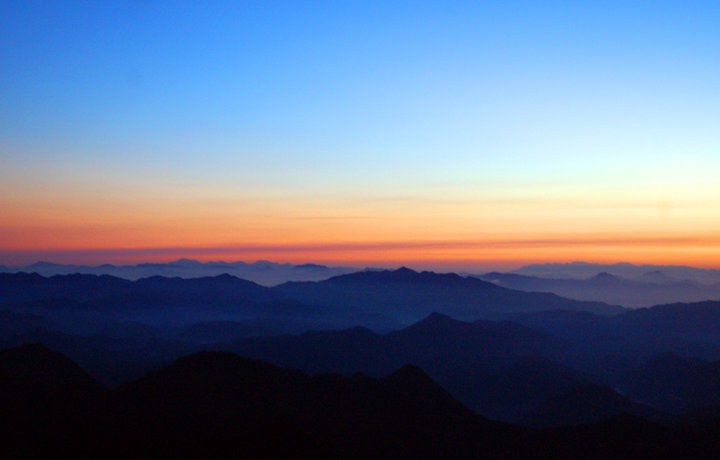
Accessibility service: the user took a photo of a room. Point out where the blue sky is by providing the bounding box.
[2,1,720,267]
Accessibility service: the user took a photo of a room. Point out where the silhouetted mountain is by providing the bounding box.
[178,320,282,343]
[514,261,720,285]
[0,272,135,302]
[275,267,622,323]
[111,351,524,458]
[57,352,525,458]
[506,304,720,379]
[450,355,598,424]
[134,273,276,301]
[591,272,622,283]
[619,353,720,414]
[1,298,166,339]
[208,306,720,422]
[5,345,523,458]
[3,259,359,285]
[528,384,665,428]
[8,344,720,459]
[0,273,385,331]
[0,328,196,387]
[516,414,689,460]
[222,312,562,375]
[218,313,593,422]
[0,272,275,306]
[1,271,622,331]
[391,313,563,371]
[12,268,720,448]
[0,309,52,336]
[0,344,106,440]
[0,343,103,391]
[620,301,720,344]
[481,271,719,308]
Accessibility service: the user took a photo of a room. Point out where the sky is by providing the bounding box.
[2,0,720,270]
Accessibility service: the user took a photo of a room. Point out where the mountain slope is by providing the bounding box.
[0,344,106,439]
[481,271,719,308]
[528,384,666,428]
[2,259,359,285]
[275,267,623,323]
[219,312,593,423]
[620,353,720,414]
[7,344,720,459]
[1,270,623,330]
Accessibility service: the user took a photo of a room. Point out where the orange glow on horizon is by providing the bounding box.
[4,180,720,269]
[4,235,720,270]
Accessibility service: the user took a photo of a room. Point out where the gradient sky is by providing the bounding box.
[2,0,720,269]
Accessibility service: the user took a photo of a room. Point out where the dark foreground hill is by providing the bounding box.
[0,344,107,440]
[218,313,686,425]
[6,303,720,424]
[1,344,522,459]
[5,344,720,459]
[528,384,665,428]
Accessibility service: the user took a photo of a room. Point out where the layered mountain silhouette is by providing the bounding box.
[216,313,606,423]
[6,286,720,422]
[0,309,52,335]
[0,344,523,459]
[9,266,720,454]
[212,308,720,423]
[0,269,622,332]
[0,259,359,285]
[0,344,107,442]
[449,355,599,424]
[527,384,665,428]
[274,267,622,323]
[481,271,720,308]
[6,344,720,459]
[506,302,720,375]
[512,261,720,285]
[618,353,720,414]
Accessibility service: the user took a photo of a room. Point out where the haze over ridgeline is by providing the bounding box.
[0,258,359,285]
[4,259,720,308]
[6,264,720,457]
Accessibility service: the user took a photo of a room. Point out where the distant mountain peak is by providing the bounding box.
[415,312,457,326]
[590,272,620,282]
[294,263,329,269]
[28,261,63,268]
[400,313,474,335]
[326,267,476,285]
[168,258,204,267]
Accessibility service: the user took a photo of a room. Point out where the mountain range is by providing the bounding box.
[0,259,359,285]
[7,266,720,453]
[0,268,622,331]
[4,343,720,459]
[480,271,720,308]
[511,262,720,285]
[0,343,522,459]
